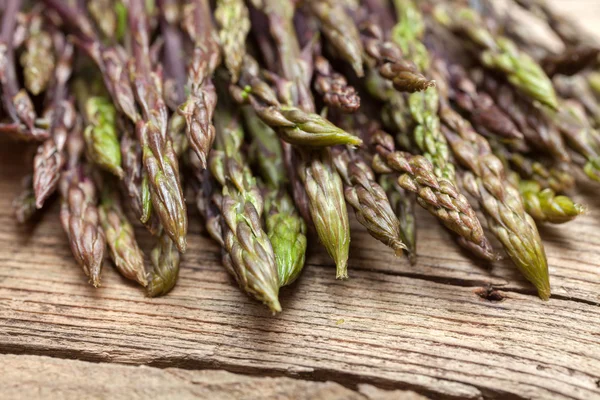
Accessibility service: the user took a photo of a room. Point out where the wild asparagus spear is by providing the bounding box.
[517,180,584,224]
[263,188,307,287]
[146,231,180,297]
[254,0,314,111]
[474,71,570,162]
[306,0,364,77]
[313,55,361,113]
[33,42,75,209]
[99,184,148,286]
[231,56,362,147]
[83,96,124,178]
[434,5,559,110]
[435,70,550,297]
[549,100,600,182]
[209,109,281,312]
[492,143,576,193]
[20,13,55,96]
[540,47,600,78]
[12,174,38,224]
[87,0,120,42]
[391,0,430,73]
[379,174,417,263]
[0,0,48,141]
[371,131,495,261]
[360,20,434,93]
[446,64,523,140]
[387,0,456,184]
[120,122,154,230]
[251,3,354,277]
[128,0,188,251]
[554,75,600,128]
[215,0,250,82]
[178,0,221,168]
[243,108,307,287]
[298,149,351,278]
[333,147,406,256]
[59,120,106,287]
[157,0,187,111]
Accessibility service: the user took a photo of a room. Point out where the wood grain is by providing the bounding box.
[2,139,600,400]
[2,2,600,400]
[0,354,427,400]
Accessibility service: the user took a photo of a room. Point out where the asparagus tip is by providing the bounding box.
[176,236,187,253]
[392,240,408,257]
[336,261,349,280]
[268,297,282,314]
[90,273,101,288]
[537,285,551,301]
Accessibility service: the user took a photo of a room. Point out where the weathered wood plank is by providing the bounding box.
[0,354,427,400]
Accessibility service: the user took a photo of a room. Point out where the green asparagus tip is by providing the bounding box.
[268,297,282,314]
[176,236,187,253]
[336,260,348,280]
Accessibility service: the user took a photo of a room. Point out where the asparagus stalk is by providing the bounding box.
[12,174,38,224]
[20,13,55,96]
[210,109,281,312]
[493,143,576,193]
[0,0,48,141]
[83,96,124,178]
[255,0,314,111]
[313,55,361,113]
[157,0,187,111]
[379,174,417,263]
[333,147,406,256]
[178,0,221,168]
[554,75,600,127]
[387,0,457,185]
[298,149,351,278]
[59,122,106,287]
[435,83,551,298]
[517,180,584,224]
[474,71,570,162]
[146,231,180,297]
[263,188,307,287]
[371,131,495,261]
[360,20,434,93]
[215,0,250,82]
[446,64,523,140]
[391,0,430,73]
[128,0,188,251]
[33,42,75,209]
[549,100,600,182]
[99,184,148,286]
[120,123,153,226]
[306,0,364,77]
[231,56,362,148]
[243,108,307,287]
[541,47,600,78]
[434,5,559,110]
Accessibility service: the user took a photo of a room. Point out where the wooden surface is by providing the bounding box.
[0,354,427,400]
[2,2,600,400]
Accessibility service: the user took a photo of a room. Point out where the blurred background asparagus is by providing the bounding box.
[3,0,600,311]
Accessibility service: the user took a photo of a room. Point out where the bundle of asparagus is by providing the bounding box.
[3,0,598,310]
